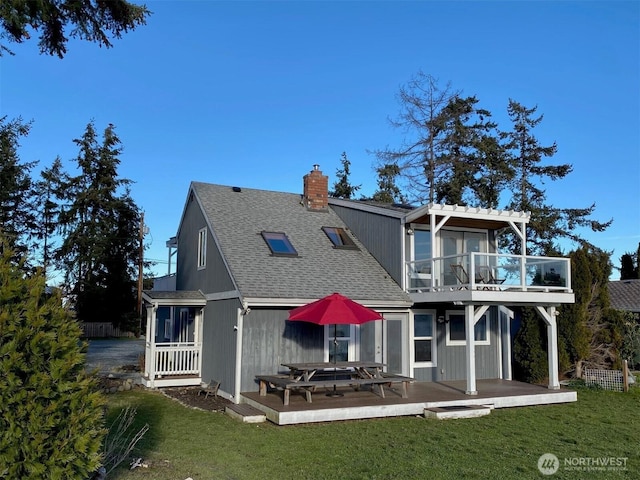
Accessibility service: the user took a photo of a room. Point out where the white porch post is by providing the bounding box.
[465,304,477,395]
[195,307,204,375]
[535,305,560,390]
[500,307,514,381]
[145,303,157,387]
[234,307,245,404]
[465,304,490,395]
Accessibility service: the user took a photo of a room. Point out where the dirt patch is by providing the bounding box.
[162,386,232,412]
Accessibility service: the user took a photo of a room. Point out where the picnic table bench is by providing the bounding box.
[256,367,413,405]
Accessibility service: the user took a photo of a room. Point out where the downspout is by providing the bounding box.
[234,306,245,404]
[400,218,407,291]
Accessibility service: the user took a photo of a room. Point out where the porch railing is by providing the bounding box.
[406,252,571,293]
[147,342,202,376]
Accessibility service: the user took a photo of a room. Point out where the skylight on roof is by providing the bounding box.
[322,227,358,250]
[261,231,298,256]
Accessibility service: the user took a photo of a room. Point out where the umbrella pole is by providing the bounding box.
[327,323,343,397]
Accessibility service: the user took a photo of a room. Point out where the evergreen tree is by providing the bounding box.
[0,238,105,479]
[370,163,407,204]
[471,127,513,209]
[512,307,548,383]
[31,157,67,278]
[503,100,611,255]
[0,116,38,263]
[330,152,361,199]
[556,248,593,373]
[433,96,499,205]
[56,122,140,329]
[619,243,639,279]
[0,0,150,58]
[576,247,624,369]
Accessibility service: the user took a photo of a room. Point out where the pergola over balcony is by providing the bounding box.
[403,203,573,304]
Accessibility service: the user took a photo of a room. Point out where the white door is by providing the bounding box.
[442,230,464,285]
[442,230,487,284]
[373,313,408,375]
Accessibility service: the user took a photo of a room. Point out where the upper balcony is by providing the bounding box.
[406,252,574,306]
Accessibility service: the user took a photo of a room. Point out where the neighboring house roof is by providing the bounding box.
[191,182,411,306]
[608,279,640,313]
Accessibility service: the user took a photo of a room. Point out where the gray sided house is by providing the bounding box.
[142,166,575,404]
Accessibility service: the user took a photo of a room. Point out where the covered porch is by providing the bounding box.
[239,379,577,425]
[141,290,207,388]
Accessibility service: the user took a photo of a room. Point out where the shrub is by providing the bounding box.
[0,241,106,479]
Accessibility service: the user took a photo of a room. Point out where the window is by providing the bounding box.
[197,228,207,269]
[445,311,489,346]
[322,227,358,250]
[413,229,432,265]
[327,324,352,362]
[261,231,298,256]
[413,312,435,365]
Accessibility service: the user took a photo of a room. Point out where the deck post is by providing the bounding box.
[535,305,560,390]
[546,308,560,390]
[465,304,477,395]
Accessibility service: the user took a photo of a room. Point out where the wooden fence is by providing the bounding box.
[80,322,135,339]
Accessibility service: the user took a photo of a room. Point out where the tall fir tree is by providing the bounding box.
[619,243,639,279]
[471,126,514,209]
[0,0,150,58]
[56,122,140,329]
[433,95,499,205]
[0,116,38,264]
[31,157,67,278]
[330,152,361,199]
[371,163,407,204]
[0,238,105,479]
[503,100,611,255]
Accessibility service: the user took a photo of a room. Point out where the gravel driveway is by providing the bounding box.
[85,338,145,376]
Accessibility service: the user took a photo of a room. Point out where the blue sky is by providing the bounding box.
[1,0,639,279]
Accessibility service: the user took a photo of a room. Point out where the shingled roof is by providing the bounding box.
[191,182,411,306]
[608,279,640,313]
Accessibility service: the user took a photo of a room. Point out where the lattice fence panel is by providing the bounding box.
[583,368,624,392]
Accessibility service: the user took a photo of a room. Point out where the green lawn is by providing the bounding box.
[107,385,638,479]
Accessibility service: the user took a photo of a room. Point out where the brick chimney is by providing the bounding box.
[303,164,329,211]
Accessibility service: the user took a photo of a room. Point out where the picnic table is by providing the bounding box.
[256,361,413,405]
[282,361,385,381]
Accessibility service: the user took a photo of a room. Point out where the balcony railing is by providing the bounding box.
[406,253,571,293]
[145,341,202,376]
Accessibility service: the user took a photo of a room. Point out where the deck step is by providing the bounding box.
[225,403,267,423]
[424,404,492,420]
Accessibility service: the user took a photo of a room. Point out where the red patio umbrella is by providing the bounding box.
[288,292,383,327]
[288,292,383,396]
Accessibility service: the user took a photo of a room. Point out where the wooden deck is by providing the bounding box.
[239,379,577,425]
